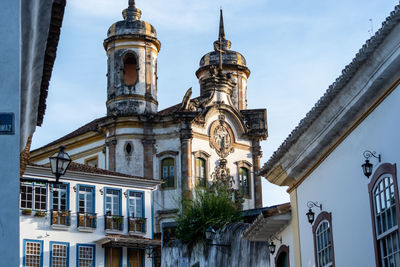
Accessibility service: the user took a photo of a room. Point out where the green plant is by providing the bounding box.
[136,217,145,223]
[175,184,242,244]
[21,209,32,215]
[112,216,123,224]
[59,210,69,217]
[34,210,47,217]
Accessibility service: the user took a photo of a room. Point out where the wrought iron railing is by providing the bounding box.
[128,217,146,233]
[50,210,71,226]
[77,212,97,228]
[105,215,123,231]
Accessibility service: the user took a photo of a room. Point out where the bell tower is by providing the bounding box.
[104,0,161,116]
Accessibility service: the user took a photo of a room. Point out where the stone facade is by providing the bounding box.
[30,2,268,237]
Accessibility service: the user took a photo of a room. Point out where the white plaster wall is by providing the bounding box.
[268,223,294,267]
[297,84,400,267]
[20,178,154,267]
[116,138,144,177]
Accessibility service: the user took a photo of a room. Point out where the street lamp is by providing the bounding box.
[205,225,230,247]
[362,150,381,178]
[306,201,322,224]
[49,146,71,183]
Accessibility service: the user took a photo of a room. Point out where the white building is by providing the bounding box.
[258,3,400,267]
[20,163,160,266]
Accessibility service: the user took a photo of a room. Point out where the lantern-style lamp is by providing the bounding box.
[269,241,276,254]
[361,151,381,179]
[306,208,315,224]
[49,146,71,183]
[362,159,373,178]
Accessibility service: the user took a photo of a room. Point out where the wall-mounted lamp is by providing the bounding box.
[268,235,282,255]
[73,186,77,192]
[123,191,128,198]
[362,150,381,178]
[99,189,104,195]
[145,245,160,259]
[306,201,322,224]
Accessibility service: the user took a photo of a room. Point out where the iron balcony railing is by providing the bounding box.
[77,212,97,228]
[128,217,147,233]
[50,210,71,226]
[105,215,123,231]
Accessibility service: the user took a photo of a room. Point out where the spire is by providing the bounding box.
[123,0,141,20]
[219,8,225,40]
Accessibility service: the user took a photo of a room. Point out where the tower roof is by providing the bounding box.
[196,9,249,78]
[104,0,159,50]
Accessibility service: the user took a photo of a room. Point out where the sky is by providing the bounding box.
[32,0,400,207]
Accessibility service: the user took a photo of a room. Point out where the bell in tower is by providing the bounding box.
[104,0,161,116]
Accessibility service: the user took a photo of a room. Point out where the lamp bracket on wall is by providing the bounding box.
[307,201,322,211]
[363,150,381,162]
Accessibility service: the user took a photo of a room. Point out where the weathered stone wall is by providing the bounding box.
[162,223,269,267]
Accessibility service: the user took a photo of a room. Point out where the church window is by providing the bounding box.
[239,167,250,197]
[312,212,335,267]
[123,53,138,86]
[161,158,175,189]
[369,163,400,267]
[275,245,290,267]
[125,142,133,155]
[84,156,98,168]
[196,158,206,187]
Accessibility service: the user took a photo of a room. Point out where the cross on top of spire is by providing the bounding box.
[123,0,141,20]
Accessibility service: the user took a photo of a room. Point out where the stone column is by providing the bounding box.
[252,139,263,208]
[106,137,117,172]
[142,138,155,179]
[180,125,193,200]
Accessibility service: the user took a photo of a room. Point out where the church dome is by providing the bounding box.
[105,0,158,44]
[196,10,249,78]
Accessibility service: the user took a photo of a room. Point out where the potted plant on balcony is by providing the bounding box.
[136,217,145,224]
[112,216,123,225]
[86,213,95,220]
[21,209,32,215]
[59,210,69,217]
[34,210,47,217]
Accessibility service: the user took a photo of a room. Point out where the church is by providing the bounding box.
[30,0,267,239]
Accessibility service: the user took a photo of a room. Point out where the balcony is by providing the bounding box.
[128,217,147,234]
[105,215,123,233]
[50,210,71,230]
[77,212,97,233]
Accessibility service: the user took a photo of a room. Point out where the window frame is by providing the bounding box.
[368,163,400,267]
[50,182,70,211]
[127,190,145,218]
[76,243,96,267]
[192,150,210,188]
[104,187,122,216]
[161,157,175,189]
[120,51,140,88]
[235,160,253,199]
[84,155,99,168]
[49,241,70,267]
[20,181,48,211]
[195,157,207,188]
[312,211,335,267]
[275,244,290,267]
[76,184,95,214]
[157,151,179,190]
[23,239,43,267]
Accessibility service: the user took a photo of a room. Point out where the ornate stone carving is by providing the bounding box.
[210,158,234,188]
[209,115,234,158]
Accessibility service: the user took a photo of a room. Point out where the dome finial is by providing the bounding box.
[123,0,141,20]
[219,8,225,41]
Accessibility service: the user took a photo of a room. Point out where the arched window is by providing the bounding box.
[161,158,175,189]
[196,158,206,187]
[239,167,250,197]
[275,245,290,267]
[369,163,400,267]
[123,53,137,86]
[312,211,335,267]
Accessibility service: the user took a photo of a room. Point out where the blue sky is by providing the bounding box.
[32,0,399,206]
